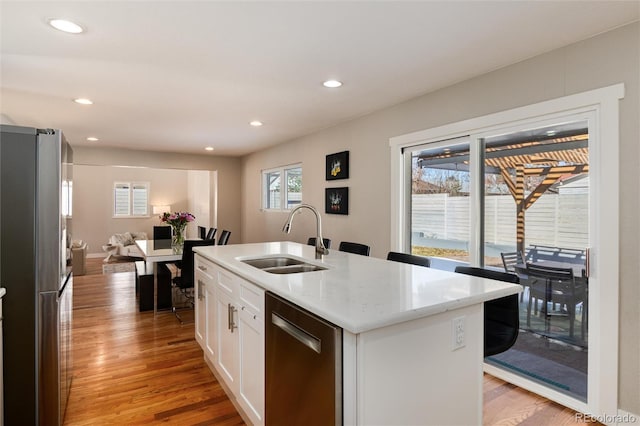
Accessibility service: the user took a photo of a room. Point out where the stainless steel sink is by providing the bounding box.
[262,264,327,274]
[242,256,304,269]
[241,256,327,274]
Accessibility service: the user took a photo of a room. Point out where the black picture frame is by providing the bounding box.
[325,187,349,215]
[326,150,349,180]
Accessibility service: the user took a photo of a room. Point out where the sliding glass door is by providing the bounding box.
[479,119,590,401]
[407,138,471,270]
[405,119,591,401]
[391,83,623,416]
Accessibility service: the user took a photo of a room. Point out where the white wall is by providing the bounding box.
[240,23,640,413]
[188,169,211,237]
[73,164,189,255]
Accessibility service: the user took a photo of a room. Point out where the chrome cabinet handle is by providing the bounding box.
[197,280,204,300]
[198,265,208,272]
[228,303,237,332]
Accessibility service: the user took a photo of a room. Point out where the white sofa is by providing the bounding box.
[104,232,148,261]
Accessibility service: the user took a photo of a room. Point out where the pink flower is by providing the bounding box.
[159,211,195,227]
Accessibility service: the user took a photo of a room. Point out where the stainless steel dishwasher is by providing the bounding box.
[265,291,342,426]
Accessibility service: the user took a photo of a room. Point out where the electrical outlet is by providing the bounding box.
[452,316,465,350]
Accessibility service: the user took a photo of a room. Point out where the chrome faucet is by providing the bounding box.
[282,203,329,259]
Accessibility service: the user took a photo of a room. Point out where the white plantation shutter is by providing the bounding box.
[114,182,149,217]
[114,183,130,216]
[132,184,148,216]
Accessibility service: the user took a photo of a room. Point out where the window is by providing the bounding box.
[114,182,149,217]
[262,164,302,210]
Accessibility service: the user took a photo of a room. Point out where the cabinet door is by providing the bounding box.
[204,280,216,361]
[194,271,207,347]
[238,306,265,426]
[215,288,239,391]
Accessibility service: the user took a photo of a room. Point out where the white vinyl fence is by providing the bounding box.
[412,192,588,249]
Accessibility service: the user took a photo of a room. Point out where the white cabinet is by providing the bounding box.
[194,255,265,426]
[204,278,216,361]
[237,281,264,425]
[195,256,218,364]
[215,273,239,389]
[194,256,215,352]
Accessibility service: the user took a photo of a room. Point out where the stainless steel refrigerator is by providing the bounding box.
[0,124,73,425]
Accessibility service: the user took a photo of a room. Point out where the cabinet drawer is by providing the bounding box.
[195,255,215,280]
[217,268,239,296]
[239,280,264,315]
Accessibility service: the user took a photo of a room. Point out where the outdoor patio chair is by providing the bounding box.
[525,263,587,341]
[501,251,528,302]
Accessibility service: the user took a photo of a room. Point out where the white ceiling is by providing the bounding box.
[1,1,638,156]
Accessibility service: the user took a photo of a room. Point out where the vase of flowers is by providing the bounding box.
[159,211,195,253]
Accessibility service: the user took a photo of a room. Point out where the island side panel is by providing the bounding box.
[356,304,483,425]
[343,331,357,425]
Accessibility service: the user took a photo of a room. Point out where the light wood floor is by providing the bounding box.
[65,258,597,425]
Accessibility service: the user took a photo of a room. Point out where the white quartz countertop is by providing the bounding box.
[194,242,521,334]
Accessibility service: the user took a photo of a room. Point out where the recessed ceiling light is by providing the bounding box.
[205,146,214,151]
[74,98,93,105]
[249,121,263,127]
[48,19,84,34]
[546,130,557,136]
[86,137,99,142]
[323,80,342,88]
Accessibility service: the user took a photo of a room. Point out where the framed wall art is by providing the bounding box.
[326,150,349,180]
[325,187,348,215]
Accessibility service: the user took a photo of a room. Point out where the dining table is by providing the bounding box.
[135,239,183,315]
[515,260,587,278]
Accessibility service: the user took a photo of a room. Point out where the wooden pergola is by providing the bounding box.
[416,131,589,254]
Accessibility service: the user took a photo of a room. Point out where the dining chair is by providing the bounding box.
[198,226,206,239]
[525,263,587,340]
[500,251,528,302]
[153,225,172,241]
[338,241,370,256]
[454,266,520,357]
[206,227,217,241]
[217,230,231,245]
[307,237,332,249]
[171,239,216,323]
[500,251,526,273]
[153,226,172,249]
[386,251,430,267]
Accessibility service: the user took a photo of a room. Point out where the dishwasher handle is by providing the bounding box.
[271,312,321,354]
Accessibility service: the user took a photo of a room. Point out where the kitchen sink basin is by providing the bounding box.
[262,264,327,274]
[242,256,304,269]
[241,256,327,274]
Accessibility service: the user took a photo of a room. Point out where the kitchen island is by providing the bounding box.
[193,242,521,425]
